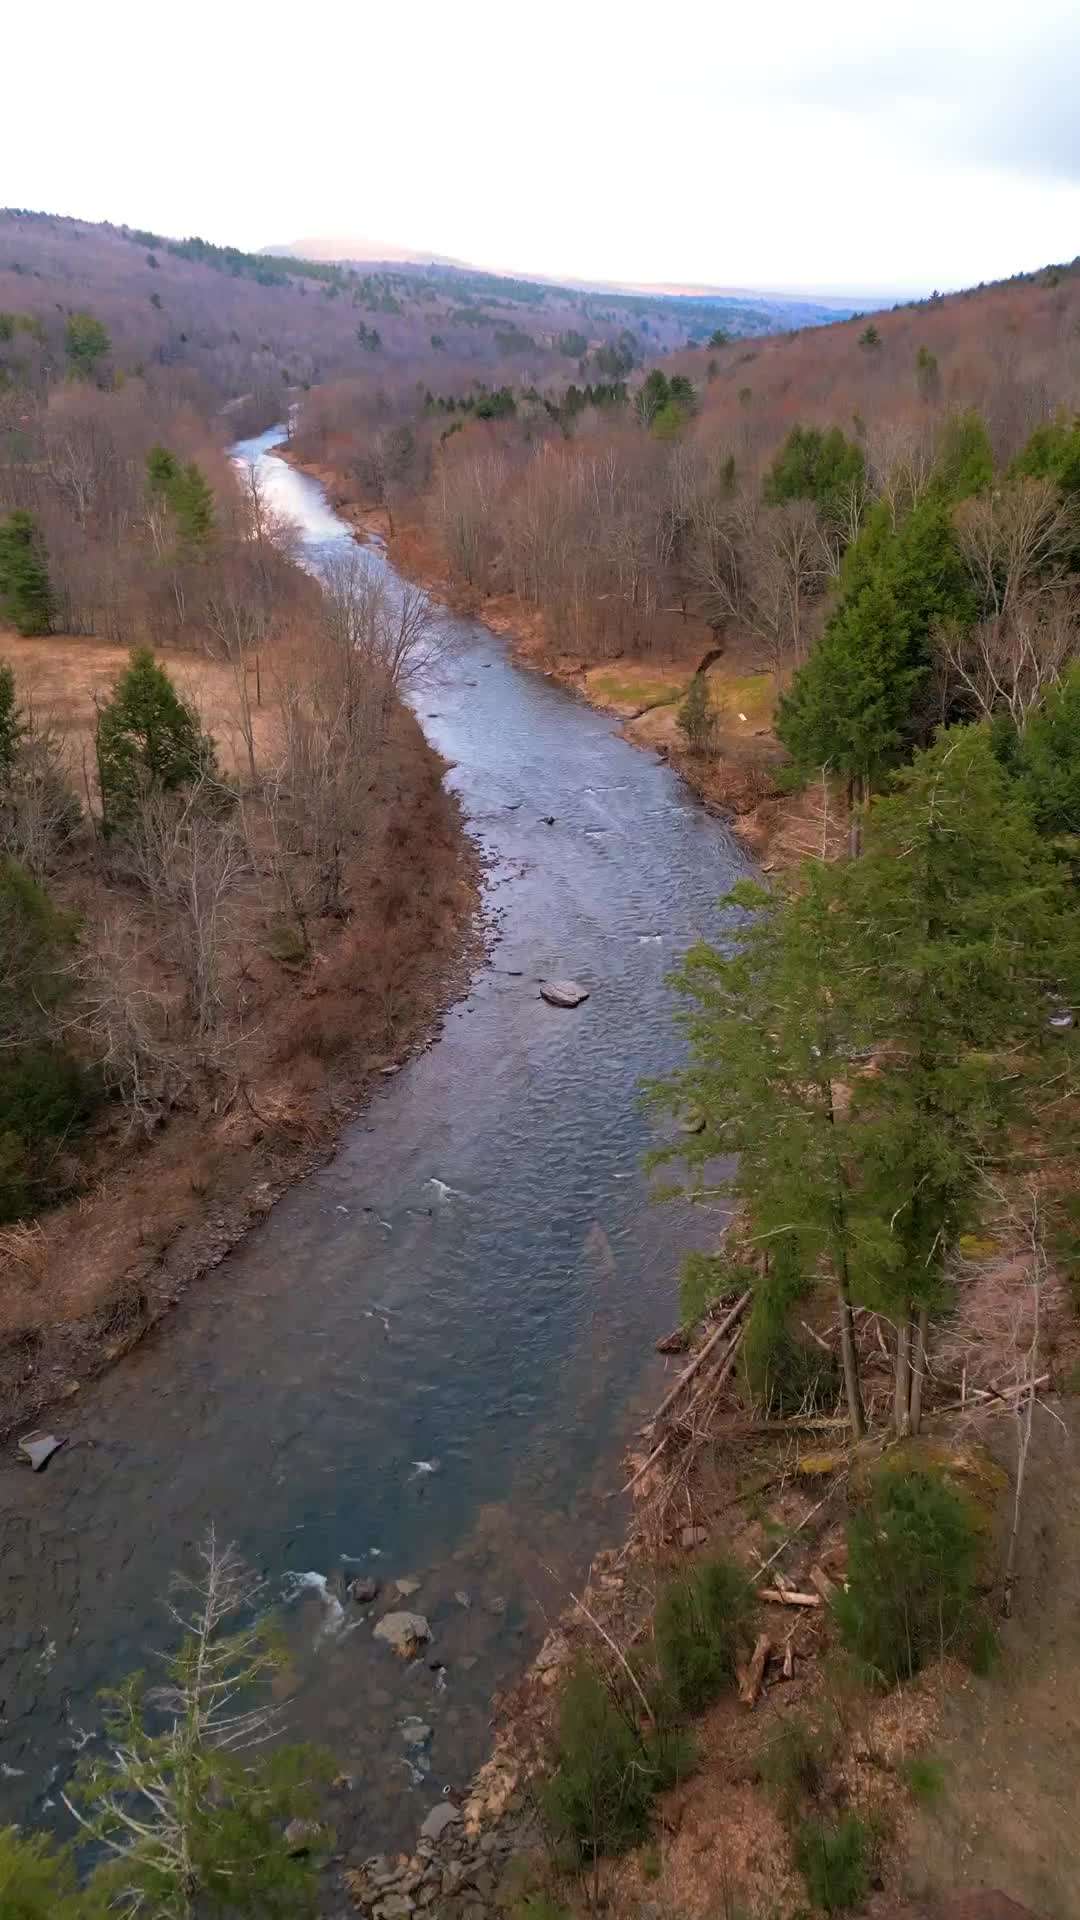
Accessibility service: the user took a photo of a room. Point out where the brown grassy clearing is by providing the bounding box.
[0,624,481,1435]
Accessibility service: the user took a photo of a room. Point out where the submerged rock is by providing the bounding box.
[539,980,589,1009]
[348,1575,380,1604]
[394,1575,422,1598]
[373,1611,431,1658]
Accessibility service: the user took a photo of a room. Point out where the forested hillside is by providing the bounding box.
[0,208,847,442]
[289,250,1080,858]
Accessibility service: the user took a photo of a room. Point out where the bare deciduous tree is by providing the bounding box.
[71,913,191,1132]
[940,594,1079,729]
[118,783,248,1040]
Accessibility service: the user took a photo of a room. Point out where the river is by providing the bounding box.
[0,429,749,1851]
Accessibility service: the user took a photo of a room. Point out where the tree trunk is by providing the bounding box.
[893,1311,913,1437]
[847,770,865,860]
[837,1278,866,1437]
[908,1306,929,1435]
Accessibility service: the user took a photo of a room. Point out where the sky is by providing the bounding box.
[5,0,1080,299]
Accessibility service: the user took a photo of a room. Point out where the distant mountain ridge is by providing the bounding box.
[261,236,861,319]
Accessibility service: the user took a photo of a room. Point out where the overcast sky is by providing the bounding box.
[5,0,1080,297]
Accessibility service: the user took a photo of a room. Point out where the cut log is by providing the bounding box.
[738,1632,771,1706]
[809,1565,838,1603]
[755,1587,822,1608]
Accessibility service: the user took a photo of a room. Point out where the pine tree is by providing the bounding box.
[0,512,53,636]
[95,648,216,825]
[931,410,993,500]
[776,497,972,835]
[763,424,865,526]
[846,725,1074,1432]
[0,662,24,777]
[63,310,111,379]
[0,1825,107,1919]
[649,868,873,1434]
[66,1535,332,1919]
[146,446,215,554]
[1015,664,1080,837]
[676,673,717,754]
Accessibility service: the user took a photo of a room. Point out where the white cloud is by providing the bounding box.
[3,0,1080,295]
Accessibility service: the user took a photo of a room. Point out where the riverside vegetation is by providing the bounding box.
[5,212,1080,1915]
[0,240,477,1426]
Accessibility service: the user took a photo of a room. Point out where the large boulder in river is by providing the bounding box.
[373,1610,431,1658]
[539,980,589,1008]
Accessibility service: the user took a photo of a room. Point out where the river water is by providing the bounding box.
[0,429,749,1850]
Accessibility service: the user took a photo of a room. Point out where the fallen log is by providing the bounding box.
[936,1372,1049,1416]
[681,1324,746,1424]
[809,1565,838,1603]
[755,1587,822,1608]
[737,1632,771,1706]
[644,1292,751,1432]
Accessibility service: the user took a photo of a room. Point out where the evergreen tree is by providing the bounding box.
[763,424,865,526]
[635,368,670,425]
[95,648,216,824]
[1009,415,1080,497]
[0,512,52,636]
[914,344,940,401]
[0,1826,107,1920]
[146,446,216,553]
[68,1535,332,1919]
[1014,664,1080,837]
[64,310,111,379]
[676,673,717,754]
[0,662,24,777]
[846,725,1073,1432]
[776,497,971,828]
[648,869,873,1434]
[931,410,993,500]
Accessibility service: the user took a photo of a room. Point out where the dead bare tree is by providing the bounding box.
[118,782,249,1040]
[317,548,449,719]
[71,913,191,1132]
[939,592,1079,729]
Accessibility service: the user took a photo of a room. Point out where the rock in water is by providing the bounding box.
[419,1801,461,1843]
[373,1611,431,1658]
[19,1433,65,1472]
[347,1575,380,1604]
[394,1575,421,1597]
[539,980,589,1009]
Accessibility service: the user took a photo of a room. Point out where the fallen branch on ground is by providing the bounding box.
[755,1587,822,1608]
[738,1632,771,1705]
[645,1291,751,1431]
